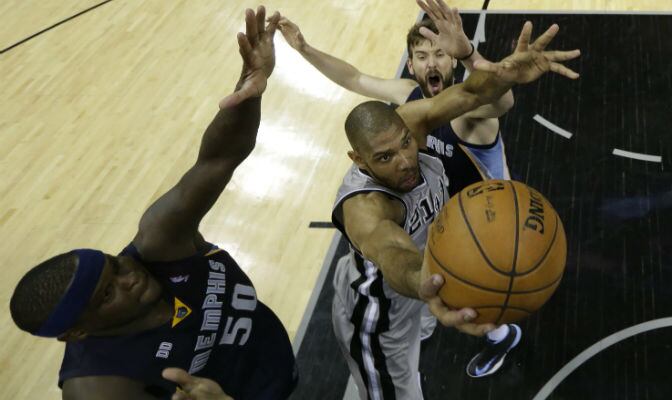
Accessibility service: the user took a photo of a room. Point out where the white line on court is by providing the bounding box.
[533,317,672,400]
[533,114,574,139]
[612,148,662,163]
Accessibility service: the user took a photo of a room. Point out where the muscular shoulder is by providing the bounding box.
[342,191,405,226]
[340,191,406,253]
[63,376,162,400]
[132,229,207,262]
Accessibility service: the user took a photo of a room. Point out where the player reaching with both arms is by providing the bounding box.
[278,1,515,197]
[278,1,524,378]
[329,0,580,398]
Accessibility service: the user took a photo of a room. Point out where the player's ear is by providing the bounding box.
[407,58,415,76]
[348,150,367,170]
[452,56,458,69]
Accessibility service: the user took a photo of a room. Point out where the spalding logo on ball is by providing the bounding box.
[426,180,567,325]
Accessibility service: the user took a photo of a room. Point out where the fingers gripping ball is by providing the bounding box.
[426,180,567,325]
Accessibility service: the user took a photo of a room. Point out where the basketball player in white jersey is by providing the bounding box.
[330,11,580,399]
[278,1,522,378]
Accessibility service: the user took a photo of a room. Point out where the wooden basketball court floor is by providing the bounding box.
[0,1,669,399]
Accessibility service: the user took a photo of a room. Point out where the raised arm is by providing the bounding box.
[341,192,494,335]
[417,0,514,119]
[278,16,416,105]
[397,69,508,141]
[398,18,580,140]
[133,7,280,261]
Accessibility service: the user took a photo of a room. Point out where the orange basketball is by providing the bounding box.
[426,180,567,325]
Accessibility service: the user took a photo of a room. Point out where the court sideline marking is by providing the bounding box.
[533,114,574,139]
[0,0,115,55]
[612,148,662,163]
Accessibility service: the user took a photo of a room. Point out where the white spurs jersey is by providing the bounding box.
[331,151,449,328]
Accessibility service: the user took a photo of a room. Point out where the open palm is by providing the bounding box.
[416,0,472,59]
[474,21,580,83]
[219,6,280,109]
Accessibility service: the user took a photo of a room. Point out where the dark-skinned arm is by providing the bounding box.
[341,192,494,335]
[342,192,422,298]
[133,97,261,260]
[133,7,280,261]
[400,4,580,144]
[396,69,512,143]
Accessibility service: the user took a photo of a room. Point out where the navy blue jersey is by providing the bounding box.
[59,243,297,400]
[406,86,510,196]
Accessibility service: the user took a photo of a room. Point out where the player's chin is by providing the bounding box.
[398,174,419,192]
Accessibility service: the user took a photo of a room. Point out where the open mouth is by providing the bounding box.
[427,72,443,95]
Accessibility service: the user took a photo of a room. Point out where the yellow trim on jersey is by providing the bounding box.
[205,247,224,257]
[171,297,192,328]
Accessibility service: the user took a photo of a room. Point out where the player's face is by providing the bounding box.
[407,39,456,97]
[77,255,165,334]
[358,124,420,193]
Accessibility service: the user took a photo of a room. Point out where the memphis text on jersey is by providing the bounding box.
[155,259,259,374]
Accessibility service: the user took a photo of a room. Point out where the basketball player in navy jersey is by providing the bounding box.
[10,7,295,400]
[280,0,535,378]
[330,7,580,398]
[278,2,513,196]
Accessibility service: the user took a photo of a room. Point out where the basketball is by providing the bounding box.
[426,180,567,325]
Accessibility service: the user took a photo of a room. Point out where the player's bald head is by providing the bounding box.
[345,101,406,153]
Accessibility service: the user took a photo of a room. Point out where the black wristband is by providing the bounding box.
[457,43,475,61]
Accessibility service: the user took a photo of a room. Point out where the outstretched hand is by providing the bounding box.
[415,0,473,59]
[162,368,233,400]
[278,16,307,52]
[219,6,280,109]
[419,273,495,337]
[473,21,580,82]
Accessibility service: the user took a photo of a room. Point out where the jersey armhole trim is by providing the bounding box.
[331,189,409,253]
[452,128,502,150]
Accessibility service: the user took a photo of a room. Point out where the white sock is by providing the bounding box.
[486,324,510,343]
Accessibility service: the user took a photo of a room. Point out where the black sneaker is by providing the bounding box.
[466,324,522,378]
